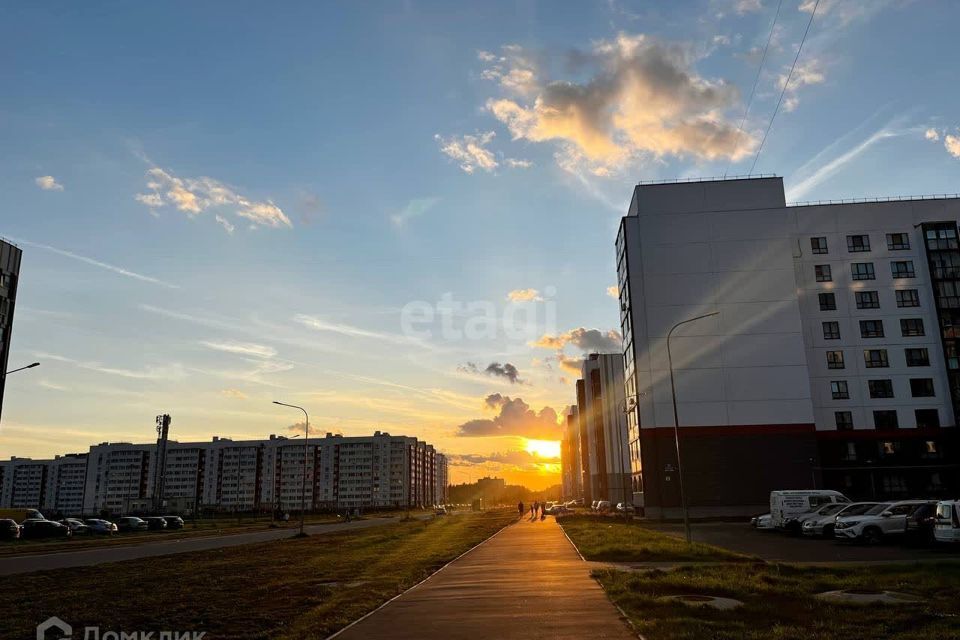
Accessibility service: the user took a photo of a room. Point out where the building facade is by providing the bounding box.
[1,432,448,515]
[581,353,631,505]
[560,405,582,500]
[0,238,23,423]
[617,176,960,518]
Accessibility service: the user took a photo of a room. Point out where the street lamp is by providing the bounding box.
[617,394,645,522]
[272,401,310,537]
[5,362,39,375]
[666,311,719,544]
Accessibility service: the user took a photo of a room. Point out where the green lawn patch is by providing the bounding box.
[558,514,750,563]
[2,510,517,640]
[595,563,960,640]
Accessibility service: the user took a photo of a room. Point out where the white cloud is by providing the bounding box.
[946,134,960,159]
[215,214,236,235]
[36,352,186,381]
[391,197,441,227]
[35,175,64,191]
[507,288,542,302]
[7,237,178,289]
[135,166,291,230]
[735,0,763,14]
[220,388,248,400]
[200,340,277,359]
[606,285,619,298]
[483,33,754,176]
[435,132,500,174]
[778,58,825,113]
[924,128,940,142]
[504,158,533,169]
[712,35,732,46]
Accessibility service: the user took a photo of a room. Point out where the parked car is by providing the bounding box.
[802,502,880,538]
[615,502,636,514]
[162,515,185,529]
[20,519,71,539]
[590,500,600,511]
[835,500,928,544]
[545,503,568,516]
[934,500,960,544]
[116,516,148,532]
[142,517,168,531]
[0,518,20,540]
[59,518,90,535]
[595,501,612,513]
[905,502,940,545]
[770,490,850,533]
[435,506,447,516]
[750,513,774,530]
[85,519,118,535]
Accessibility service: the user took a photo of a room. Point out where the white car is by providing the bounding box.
[802,502,880,538]
[770,490,849,533]
[834,500,927,544]
[750,513,774,530]
[934,500,960,543]
[595,500,612,513]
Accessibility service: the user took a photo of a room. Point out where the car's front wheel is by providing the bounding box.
[862,527,883,545]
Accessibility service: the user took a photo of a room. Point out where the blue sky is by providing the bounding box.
[2,0,959,487]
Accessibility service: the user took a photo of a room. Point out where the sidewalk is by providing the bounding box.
[332,516,636,640]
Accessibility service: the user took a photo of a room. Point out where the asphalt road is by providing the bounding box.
[644,521,960,563]
[0,516,410,576]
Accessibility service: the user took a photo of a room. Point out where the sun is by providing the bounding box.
[524,438,561,459]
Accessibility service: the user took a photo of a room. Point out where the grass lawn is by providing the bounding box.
[558,514,750,563]
[595,563,960,640]
[3,510,516,640]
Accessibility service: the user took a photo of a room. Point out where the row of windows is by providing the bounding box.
[815,261,916,282]
[821,318,925,340]
[834,408,940,430]
[829,378,935,399]
[818,289,919,310]
[826,347,930,369]
[811,233,911,255]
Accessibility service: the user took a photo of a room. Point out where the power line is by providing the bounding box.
[725,0,783,178]
[749,0,820,175]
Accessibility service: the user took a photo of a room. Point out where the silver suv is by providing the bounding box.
[834,500,928,544]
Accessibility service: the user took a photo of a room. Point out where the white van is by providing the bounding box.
[770,490,850,532]
[934,500,960,543]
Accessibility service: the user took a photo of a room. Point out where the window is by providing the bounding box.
[868,379,894,398]
[896,289,919,308]
[827,351,845,369]
[905,348,930,367]
[835,411,854,430]
[925,227,958,250]
[923,440,940,458]
[843,442,857,461]
[851,262,875,280]
[891,260,916,279]
[822,321,841,340]
[847,235,871,252]
[887,233,910,250]
[815,264,832,282]
[811,237,828,254]
[930,252,960,279]
[855,291,880,309]
[910,378,935,397]
[865,349,889,368]
[818,292,836,311]
[831,380,849,399]
[880,441,899,456]
[874,410,899,429]
[859,320,884,338]
[916,409,940,428]
[900,318,925,336]
[935,281,960,308]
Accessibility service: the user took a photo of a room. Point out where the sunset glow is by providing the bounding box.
[524,438,561,459]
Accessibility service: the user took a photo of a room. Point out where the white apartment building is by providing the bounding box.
[615,176,959,518]
[581,353,631,505]
[2,432,446,516]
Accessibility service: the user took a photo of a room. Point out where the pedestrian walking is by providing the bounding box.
[518,501,524,517]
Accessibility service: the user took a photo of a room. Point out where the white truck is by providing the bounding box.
[769,490,850,533]
[934,500,960,543]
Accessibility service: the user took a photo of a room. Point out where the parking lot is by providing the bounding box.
[644,521,960,563]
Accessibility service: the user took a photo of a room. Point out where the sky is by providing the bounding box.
[2,0,960,489]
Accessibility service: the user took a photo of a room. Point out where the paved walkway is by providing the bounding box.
[0,516,409,576]
[333,516,636,640]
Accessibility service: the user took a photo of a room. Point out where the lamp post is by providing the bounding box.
[617,394,645,521]
[272,401,309,537]
[5,362,39,375]
[667,311,719,544]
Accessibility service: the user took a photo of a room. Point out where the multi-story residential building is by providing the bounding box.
[580,353,631,505]
[0,238,23,423]
[2,431,446,515]
[616,176,960,518]
[561,405,582,500]
[575,378,592,504]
